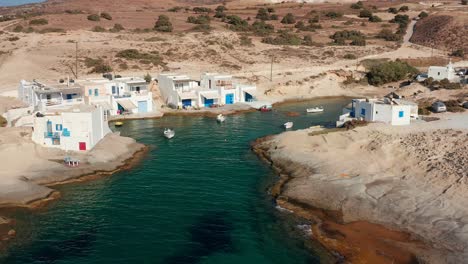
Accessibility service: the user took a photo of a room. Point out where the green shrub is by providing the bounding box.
[451,49,464,58]
[8,36,19,41]
[87,14,100,21]
[309,15,319,23]
[110,23,124,32]
[256,8,270,20]
[350,36,366,46]
[331,30,365,45]
[418,11,429,18]
[239,35,253,46]
[0,115,6,127]
[325,11,343,19]
[262,30,304,46]
[377,29,402,41]
[191,24,212,32]
[369,15,382,22]
[214,10,226,18]
[29,18,48,25]
[168,6,183,12]
[154,15,173,32]
[270,14,279,20]
[391,14,409,26]
[359,9,373,18]
[193,7,212,13]
[351,1,364,9]
[215,5,226,12]
[225,15,249,31]
[91,64,112,73]
[116,49,165,66]
[65,9,83,14]
[92,26,106,32]
[366,60,418,85]
[13,25,23,32]
[399,6,409,12]
[144,73,152,83]
[187,15,211,24]
[344,53,357,59]
[251,20,274,36]
[38,28,65,33]
[388,7,398,14]
[100,12,112,20]
[281,13,296,24]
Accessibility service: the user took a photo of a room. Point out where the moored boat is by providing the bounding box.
[260,105,272,112]
[217,114,226,123]
[284,122,293,129]
[115,121,124,127]
[306,106,324,113]
[164,128,175,139]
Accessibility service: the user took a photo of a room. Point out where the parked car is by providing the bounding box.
[432,101,447,113]
[416,74,428,82]
[463,102,468,109]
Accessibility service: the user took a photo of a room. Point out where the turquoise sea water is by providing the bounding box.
[0,0,44,7]
[1,98,349,264]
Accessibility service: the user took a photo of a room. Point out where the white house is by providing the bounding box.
[77,76,154,117]
[428,61,456,81]
[338,97,415,126]
[18,80,84,111]
[158,73,257,108]
[31,105,111,151]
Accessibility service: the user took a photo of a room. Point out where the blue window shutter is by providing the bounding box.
[361,108,366,116]
[399,111,404,118]
[88,89,92,95]
[95,89,99,96]
[55,124,63,131]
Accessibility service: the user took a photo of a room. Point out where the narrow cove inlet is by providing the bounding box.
[1,98,349,264]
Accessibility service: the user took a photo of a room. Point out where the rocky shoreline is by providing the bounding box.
[0,130,147,247]
[252,113,468,264]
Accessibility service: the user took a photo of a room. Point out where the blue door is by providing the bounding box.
[182,99,192,107]
[138,101,148,113]
[66,94,72,100]
[204,98,214,107]
[225,94,234,104]
[245,92,253,102]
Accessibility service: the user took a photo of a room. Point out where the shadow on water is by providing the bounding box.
[5,227,97,264]
[164,211,234,264]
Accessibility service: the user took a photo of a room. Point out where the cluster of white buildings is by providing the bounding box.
[157,73,257,108]
[16,76,154,152]
[13,72,258,152]
[337,95,418,127]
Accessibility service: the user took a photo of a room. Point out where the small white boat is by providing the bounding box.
[217,114,226,123]
[164,128,175,139]
[284,122,293,129]
[306,106,324,113]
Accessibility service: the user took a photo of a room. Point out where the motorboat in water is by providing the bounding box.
[217,114,226,122]
[284,122,293,129]
[260,105,272,112]
[114,121,124,127]
[164,128,175,139]
[306,106,324,113]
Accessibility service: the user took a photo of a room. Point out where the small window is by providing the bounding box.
[361,108,366,116]
[438,72,440,76]
[88,89,92,96]
[399,111,404,118]
[56,124,63,131]
[94,89,99,96]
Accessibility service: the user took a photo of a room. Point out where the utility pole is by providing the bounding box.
[75,41,79,80]
[270,55,274,82]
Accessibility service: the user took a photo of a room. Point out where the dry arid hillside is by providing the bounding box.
[411,13,468,56]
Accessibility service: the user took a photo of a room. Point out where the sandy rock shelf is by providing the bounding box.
[253,112,468,263]
[0,128,146,207]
